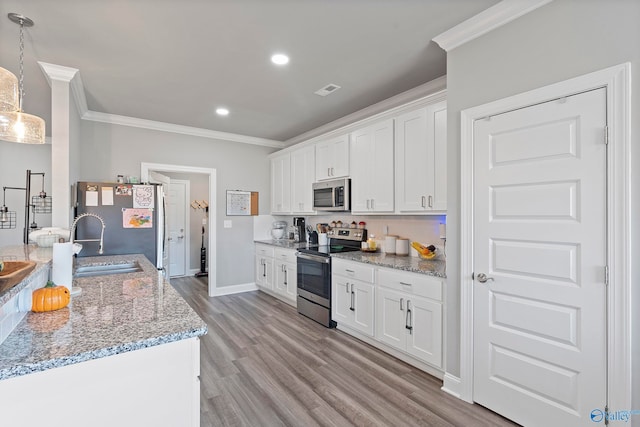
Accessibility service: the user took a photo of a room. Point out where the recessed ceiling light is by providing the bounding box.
[216,107,229,116]
[271,53,289,65]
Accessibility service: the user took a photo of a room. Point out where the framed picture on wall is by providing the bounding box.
[226,190,258,216]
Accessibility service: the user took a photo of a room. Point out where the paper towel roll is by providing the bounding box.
[395,238,409,256]
[318,233,328,246]
[384,235,397,254]
[52,242,74,288]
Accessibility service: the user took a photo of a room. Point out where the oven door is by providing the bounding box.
[296,252,331,306]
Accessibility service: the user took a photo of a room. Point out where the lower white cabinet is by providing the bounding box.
[376,287,442,368]
[332,259,375,337]
[273,248,297,303]
[375,267,443,368]
[332,259,444,372]
[255,244,274,291]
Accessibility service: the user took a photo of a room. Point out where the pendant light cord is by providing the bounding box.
[17,16,25,112]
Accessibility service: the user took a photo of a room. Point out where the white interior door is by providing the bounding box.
[472,88,607,426]
[168,180,189,277]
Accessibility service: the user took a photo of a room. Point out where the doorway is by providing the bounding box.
[167,179,189,278]
[456,63,631,424]
[141,163,217,296]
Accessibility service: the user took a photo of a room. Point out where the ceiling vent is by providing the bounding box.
[314,84,341,97]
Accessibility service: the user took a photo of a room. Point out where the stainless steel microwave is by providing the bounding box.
[312,178,350,211]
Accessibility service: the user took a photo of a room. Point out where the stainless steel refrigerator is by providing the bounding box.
[74,181,166,270]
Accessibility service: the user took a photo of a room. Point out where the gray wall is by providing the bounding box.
[445,0,639,407]
[0,142,52,245]
[80,121,276,287]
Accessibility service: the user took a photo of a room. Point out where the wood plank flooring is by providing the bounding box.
[171,276,519,427]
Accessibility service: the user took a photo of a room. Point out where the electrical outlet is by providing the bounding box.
[223,220,232,228]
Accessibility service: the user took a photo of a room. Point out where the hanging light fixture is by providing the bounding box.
[0,13,45,144]
[0,67,19,112]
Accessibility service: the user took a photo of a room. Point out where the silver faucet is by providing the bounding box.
[70,213,106,254]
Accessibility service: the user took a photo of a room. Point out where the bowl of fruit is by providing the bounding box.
[411,242,438,260]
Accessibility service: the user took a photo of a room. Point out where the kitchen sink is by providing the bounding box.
[74,261,142,278]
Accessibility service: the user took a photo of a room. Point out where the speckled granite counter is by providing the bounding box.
[0,253,207,381]
[255,240,446,278]
[254,239,310,250]
[332,251,446,278]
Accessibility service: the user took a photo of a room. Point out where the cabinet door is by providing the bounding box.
[351,119,394,213]
[331,274,352,326]
[395,107,431,212]
[350,127,372,212]
[271,153,291,213]
[351,281,375,337]
[406,295,442,368]
[291,146,315,213]
[395,101,447,213]
[274,260,287,296]
[375,287,407,351]
[431,104,447,211]
[256,256,273,291]
[369,119,394,212]
[283,262,297,301]
[315,134,349,181]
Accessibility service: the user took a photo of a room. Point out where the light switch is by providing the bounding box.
[202,218,207,225]
[224,220,232,228]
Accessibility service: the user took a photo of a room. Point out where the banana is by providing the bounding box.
[411,241,437,259]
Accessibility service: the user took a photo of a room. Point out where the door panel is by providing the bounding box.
[375,287,406,350]
[168,181,187,277]
[406,296,442,367]
[473,88,607,426]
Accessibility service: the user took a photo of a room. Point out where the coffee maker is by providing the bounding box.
[293,217,306,243]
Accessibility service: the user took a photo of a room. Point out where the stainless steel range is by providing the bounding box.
[296,228,367,327]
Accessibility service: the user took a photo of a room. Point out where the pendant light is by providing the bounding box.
[0,67,19,112]
[0,13,45,144]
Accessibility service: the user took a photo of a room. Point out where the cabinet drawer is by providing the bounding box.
[274,248,297,264]
[332,259,375,283]
[255,244,274,258]
[377,268,442,301]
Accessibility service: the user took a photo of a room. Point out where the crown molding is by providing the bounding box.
[38,61,89,117]
[83,111,285,148]
[285,75,447,146]
[432,0,553,52]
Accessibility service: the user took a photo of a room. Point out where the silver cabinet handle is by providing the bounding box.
[366,199,370,209]
[371,199,375,210]
[328,167,331,177]
[346,282,350,293]
[428,195,433,208]
[283,267,287,286]
[400,281,412,287]
[400,298,404,311]
[350,283,355,311]
[421,196,426,208]
[331,167,335,176]
[476,273,494,283]
[405,300,413,334]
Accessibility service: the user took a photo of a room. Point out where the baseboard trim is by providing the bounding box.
[210,282,258,296]
[442,373,470,402]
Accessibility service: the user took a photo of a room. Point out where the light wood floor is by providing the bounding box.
[171,276,518,427]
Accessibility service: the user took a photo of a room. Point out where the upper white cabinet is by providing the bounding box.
[315,134,349,181]
[271,152,291,214]
[395,101,447,213]
[350,118,395,213]
[290,145,316,214]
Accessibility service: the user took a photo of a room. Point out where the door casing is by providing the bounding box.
[451,63,631,413]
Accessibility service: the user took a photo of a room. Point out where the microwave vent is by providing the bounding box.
[314,84,341,97]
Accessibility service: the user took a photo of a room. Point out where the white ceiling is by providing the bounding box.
[0,0,498,145]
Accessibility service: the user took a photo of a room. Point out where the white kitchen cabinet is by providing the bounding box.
[376,268,443,368]
[290,145,316,213]
[350,118,395,213]
[271,152,291,214]
[395,101,447,213]
[315,133,349,181]
[255,244,274,291]
[273,248,297,303]
[331,259,375,336]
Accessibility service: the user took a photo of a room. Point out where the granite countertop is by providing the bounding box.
[0,253,207,381]
[255,239,446,277]
[255,239,311,250]
[332,251,446,278]
[0,244,53,306]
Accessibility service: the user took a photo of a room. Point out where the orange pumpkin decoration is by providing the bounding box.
[32,280,70,312]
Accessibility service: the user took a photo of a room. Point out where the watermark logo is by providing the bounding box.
[591,408,640,423]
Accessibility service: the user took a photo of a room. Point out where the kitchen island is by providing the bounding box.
[0,251,207,427]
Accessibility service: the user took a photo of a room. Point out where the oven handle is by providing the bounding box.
[296,252,331,264]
